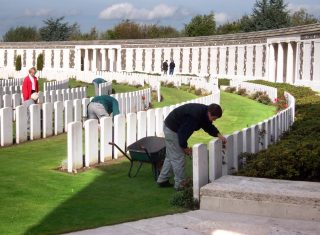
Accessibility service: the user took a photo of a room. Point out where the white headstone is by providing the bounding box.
[147,109,156,136]
[64,100,73,132]
[209,139,222,181]
[3,94,12,108]
[193,143,209,201]
[251,125,260,153]
[100,117,113,162]
[43,102,53,138]
[12,93,21,108]
[54,101,64,135]
[67,121,83,173]
[137,111,147,140]
[82,98,90,118]
[0,107,13,146]
[127,113,137,147]
[30,104,41,140]
[16,105,28,144]
[50,90,57,103]
[232,131,243,172]
[223,135,234,175]
[242,127,252,153]
[155,108,164,137]
[114,114,126,159]
[84,119,99,167]
[73,99,82,122]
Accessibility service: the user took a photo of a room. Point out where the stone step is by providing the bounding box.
[200,175,320,221]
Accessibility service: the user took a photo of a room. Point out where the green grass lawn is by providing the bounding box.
[0,87,275,235]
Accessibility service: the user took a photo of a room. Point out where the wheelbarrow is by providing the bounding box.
[109,136,166,181]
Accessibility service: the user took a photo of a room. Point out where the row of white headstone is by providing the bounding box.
[192,91,295,200]
[0,86,156,147]
[0,78,23,87]
[0,87,87,109]
[0,98,85,146]
[67,92,220,173]
[0,85,22,95]
[230,80,278,102]
[43,78,69,92]
[98,81,112,96]
[111,88,152,115]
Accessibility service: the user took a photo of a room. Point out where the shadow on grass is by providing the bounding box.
[24,160,185,235]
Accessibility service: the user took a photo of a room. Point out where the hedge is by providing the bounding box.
[237,81,320,181]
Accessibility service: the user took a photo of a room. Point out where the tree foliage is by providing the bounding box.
[3,26,39,42]
[39,17,78,41]
[241,0,290,32]
[290,8,319,26]
[102,20,180,40]
[36,53,44,71]
[15,55,22,71]
[184,13,216,36]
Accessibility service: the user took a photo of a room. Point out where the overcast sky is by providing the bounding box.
[0,0,319,37]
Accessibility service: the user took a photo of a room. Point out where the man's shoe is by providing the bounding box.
[157,180,173,188]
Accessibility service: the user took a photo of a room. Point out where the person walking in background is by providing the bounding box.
[22,67,39,101]
[162,60,168,75]
[157,103,227,190]
[87,95,120,121]
[169,60,175,75]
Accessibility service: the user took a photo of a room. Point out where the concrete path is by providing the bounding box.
[65,210,320,235]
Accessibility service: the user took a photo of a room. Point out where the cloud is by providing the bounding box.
[287,3,320,16]
[24,8,52,17]
[99,3,185,20]
[215,12,229,24]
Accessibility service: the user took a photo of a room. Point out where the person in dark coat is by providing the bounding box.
[169,60,175,75]
[162,60,168,75]
[157,103,227,190]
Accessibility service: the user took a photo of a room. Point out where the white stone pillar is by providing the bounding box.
[192,143,209,201]
[108,48,115,72]
[277,42,284,83]
[84,48,89,71]
[92,48,97,72]
[67,121,83,173]
[101,48,107,71]
[84,119,99,167]
[286,42,294,84]
[268,43,276,82]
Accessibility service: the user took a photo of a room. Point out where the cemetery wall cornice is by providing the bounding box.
[0,23,319,49]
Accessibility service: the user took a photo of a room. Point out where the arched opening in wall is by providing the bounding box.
[80,49,84,71]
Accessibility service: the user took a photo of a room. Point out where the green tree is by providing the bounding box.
[216,21,242,34]
[3,26,39,42]
[184,13,216,36]
[290,8,319,26]
[103,20,142,39]
[39,17,78,41]
[36,53,44,71]
[243,0,290,32]
[15,55,22,71]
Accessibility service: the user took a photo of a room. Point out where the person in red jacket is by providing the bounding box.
[22,67,39,101]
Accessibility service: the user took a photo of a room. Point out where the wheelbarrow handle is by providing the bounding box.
[109,142,132,161]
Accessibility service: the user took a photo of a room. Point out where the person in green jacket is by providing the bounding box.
[87,95,120,120]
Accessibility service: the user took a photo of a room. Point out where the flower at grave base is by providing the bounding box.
[274,98,278,103]
[284,104,288,108]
